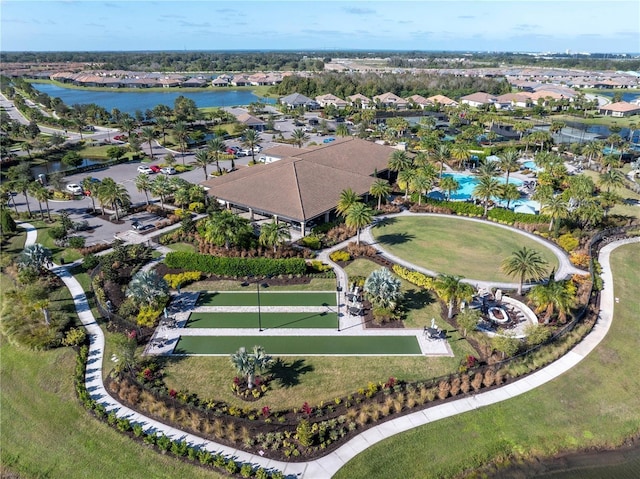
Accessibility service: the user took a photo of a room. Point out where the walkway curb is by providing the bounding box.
[16,222,638,479]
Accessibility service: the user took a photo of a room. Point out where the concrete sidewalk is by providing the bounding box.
[17,221,637,479]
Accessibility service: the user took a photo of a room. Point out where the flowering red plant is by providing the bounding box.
[384,377,397,389]
[143,368,152,380]
[169,388,177,398]
[301,402,312,415]
[261,406,271,417]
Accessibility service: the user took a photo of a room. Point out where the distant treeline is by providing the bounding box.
[2,50,638,72]
[271,71,511,101]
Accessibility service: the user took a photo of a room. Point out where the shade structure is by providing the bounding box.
[514,204,537,215]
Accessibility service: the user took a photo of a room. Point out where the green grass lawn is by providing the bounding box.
[197,291,337,307]
[186,277,337,292]
[174,335,422,355]
[166,242,197,253]
[581,170,640,221]
[0,342,225,479]
[185,311,338,329]
[371,216,560,282]
[335,242,640,479]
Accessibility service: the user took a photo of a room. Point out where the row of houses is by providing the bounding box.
[280,92,459,110]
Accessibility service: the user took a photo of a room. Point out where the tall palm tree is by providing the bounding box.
[150,174,173,210]
[173,121,189,165]
[259,220,291,253]
[207,137,225,174]
[119,116,135,139]
[345,202,373,245]
[336,123,349,137]
[194,150,211,180]
[134,173,153,205]
[13,178,33,218]
[397,168,417,200]
[498,182,521,209]
[435,143,450,178]
[434,274,475,319]
[387,150,412,173]
[336,188,360,218]
[541,195,569,232]
[242,129,260,164]
[291,128,309,148]
[450,143,471,170]
[498,149,520,186]
[410,172,433,206]
[155,116,170,145]
[230,346,273,390]
[28,182,46,220]
[30,183,52,221]
[598,169,625,193]
[582,141,603,168]
[369,179,392,210]
[439,175,459,201]
[501,247,549,295]
[472,175,501,216]
[140,126,156,160]
[97,179,130,221]
[173,187,190,210]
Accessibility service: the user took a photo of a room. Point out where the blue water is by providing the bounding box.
[522,160,542,172]
[32,83,275,115]
[433,173,539,212]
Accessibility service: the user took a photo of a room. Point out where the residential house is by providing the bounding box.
[425,94,458,107]
[459,92,497,108]
[495,93,532,109]
[279,93,318,110]
[598,101,640,117]
[347,93,373,109]
[235,112,267,131]
[182,77,208,88]
[406,94,431,109]
[315,94,349,109]
[373,92,409,109]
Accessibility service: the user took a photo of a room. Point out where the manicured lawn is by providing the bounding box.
[581,170,640,220]
[197,291,337,307]
[371,216,559,282]
[0,342,225,479]
[335,242,640,479]
[174,335,422,355]
[186,311,338,329]
[166,242,197,253]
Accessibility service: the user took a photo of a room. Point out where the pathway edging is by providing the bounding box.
[16,222,637,479]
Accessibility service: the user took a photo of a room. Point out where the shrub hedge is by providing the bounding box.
[164,252,307,277]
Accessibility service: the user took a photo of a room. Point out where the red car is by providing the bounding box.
[149,165,161,173]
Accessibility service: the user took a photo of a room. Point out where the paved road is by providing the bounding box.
[18,220,637,479]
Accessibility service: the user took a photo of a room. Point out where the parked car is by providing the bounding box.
[66,183,83,195]
[137,165,153,174]
[160,166,176,175]
[239,148,252,156]
[149,165,161,173]
[131,220,143,230]
[323,137,336,143]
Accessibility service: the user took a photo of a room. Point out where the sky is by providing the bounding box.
[1,0,639,54]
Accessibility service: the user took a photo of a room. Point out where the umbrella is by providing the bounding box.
[514,204,537,215]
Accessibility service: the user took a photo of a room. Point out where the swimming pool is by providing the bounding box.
[522,160,542,172]
[432,173,540,213]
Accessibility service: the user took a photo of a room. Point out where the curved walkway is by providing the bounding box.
[17,222,638,479]
[361,211,587,291]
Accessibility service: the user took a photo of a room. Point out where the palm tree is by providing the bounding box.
[30,183,52,221]
[28,182,46,220]
[207,136,226,174]
[498,182,521,209]
[150,174,173,210]
[291,128,309,148]
[134,174,153,205]
[204,210,252,250]
[435,143,450,178]
[173,187,190,210]
[173,121,189,165]
[450,143,471,170]
[125,270,169,308]
[472,175,501,216]
[363,267,402,310]
[119,116,135,139]
[528,277,576,323]
[81,177,100,212]
[155,116,170,145]
[434,274,475,319]
[387,150,412,173]
[13,178,32,218]
[242,129,260,164]
[439,175,459,201]
[498,149,520,186]
[194,150,211,180]
[230,346,273,390]
[97,179,130,221]
[582,141,603,168]
[397,168,417,200]
[501,247,549,295]
[410,172,433,206]
[345,202,373,245]
[598,169,625,193]
[259,220,291,253]
[369,179,392,210]
[336,123,349,137]
[541,195,569,232]
[140,126,156,159]
[336,188,360,218]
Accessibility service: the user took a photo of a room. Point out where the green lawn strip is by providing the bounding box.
[185,277,336,292]
[0,229,27,255]
[166,242,197,253]
[174,335,422,355]
[335,243,640,479]
[32,219,84,263]
[0,342,224,479]
[371,216,560,282]
[197,291,337,307]
[581,170,640,220]
[185,311,338,329]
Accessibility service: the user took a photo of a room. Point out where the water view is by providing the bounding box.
[32,83,275,114]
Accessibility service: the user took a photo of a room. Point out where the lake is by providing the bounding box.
[33,83,275,115]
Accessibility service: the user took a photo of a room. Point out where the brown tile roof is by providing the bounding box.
[599,101,640,112]
[201,137,394,222]
[426,94,458,106]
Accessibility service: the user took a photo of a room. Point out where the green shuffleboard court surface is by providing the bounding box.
[197,291,337,307]
[174,335,422,355]
[186,311,338,329]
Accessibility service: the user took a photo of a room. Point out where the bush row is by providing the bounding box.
[163,271,202,289]
[164,252,307,277]
[392,264,434,289]
[73,346,286,479]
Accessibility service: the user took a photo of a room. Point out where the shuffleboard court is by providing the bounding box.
[186,311,338,329]
[197,291,337,307]
[174,335,422,355]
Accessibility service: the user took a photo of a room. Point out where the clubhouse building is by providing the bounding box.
[201,137,395,234]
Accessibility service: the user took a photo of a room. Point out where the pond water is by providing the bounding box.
[32,83,275,115]
[30,158,105,178]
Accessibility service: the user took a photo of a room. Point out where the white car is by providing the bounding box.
[160,166,176,175]
[66,183,84,195]
[137,165,153,174]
